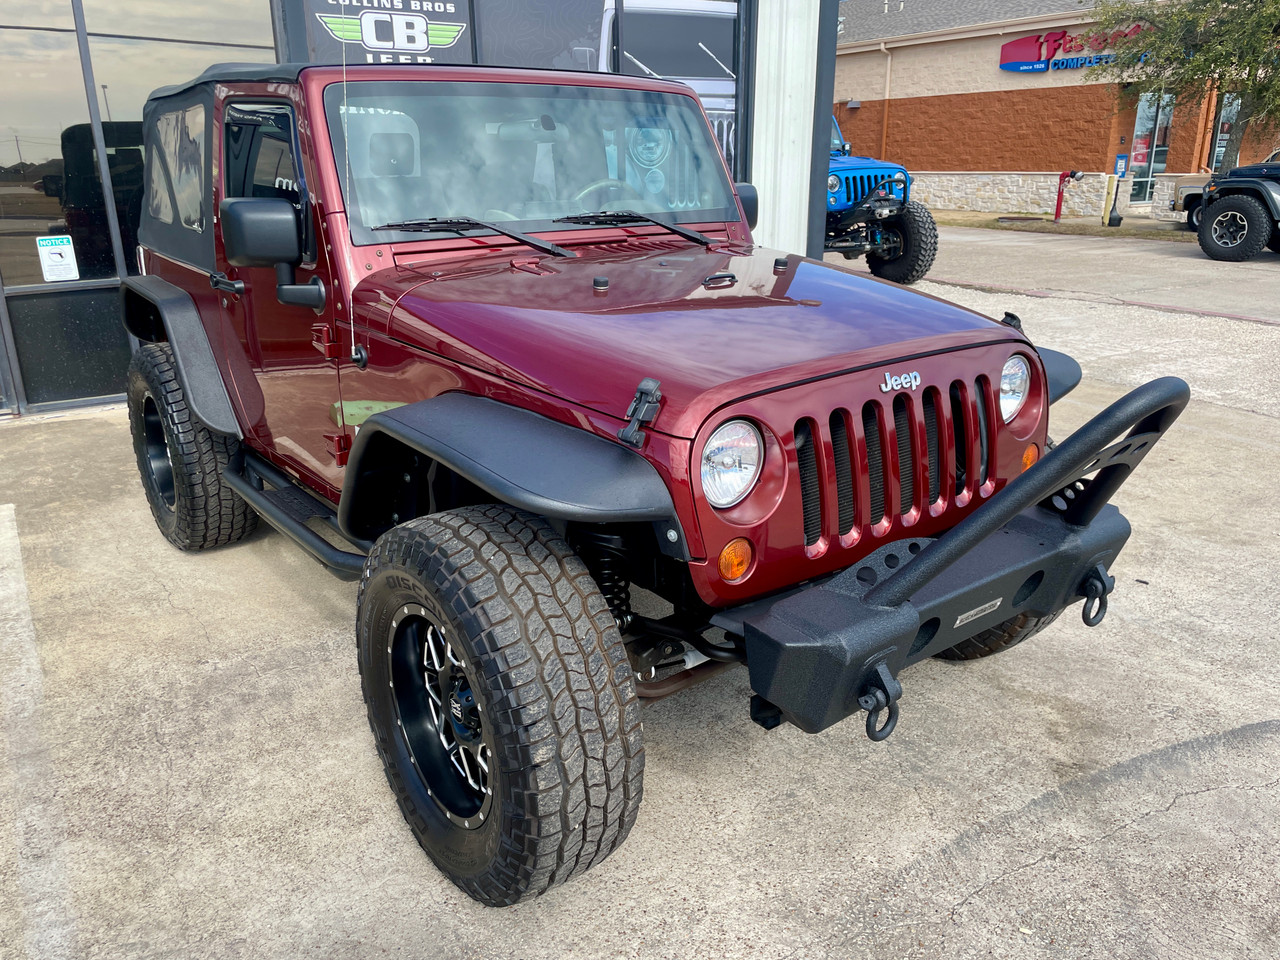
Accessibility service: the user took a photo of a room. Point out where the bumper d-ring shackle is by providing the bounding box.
[1080,564,1115,627]
[858,662,903,742]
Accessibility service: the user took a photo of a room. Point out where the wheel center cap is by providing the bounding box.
[448,684,481,743]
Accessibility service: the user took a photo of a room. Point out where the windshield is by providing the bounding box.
[830,118,845,153]
[620,12,736,80]
[324,80,738,246]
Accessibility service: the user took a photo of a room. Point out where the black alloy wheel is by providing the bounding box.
[387,604,493,829]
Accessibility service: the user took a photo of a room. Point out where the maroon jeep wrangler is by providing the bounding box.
[122,62,1188,906]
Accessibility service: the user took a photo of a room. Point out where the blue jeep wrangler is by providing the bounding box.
[826,117,937,285]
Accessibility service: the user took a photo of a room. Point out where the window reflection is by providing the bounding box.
[0,28,113,285]
[82,0,274,46]
[0,0,73,30]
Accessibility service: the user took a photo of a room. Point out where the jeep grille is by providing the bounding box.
[793,378,994,546]
[840,170,901,205]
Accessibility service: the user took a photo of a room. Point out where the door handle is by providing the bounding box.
[210,272,245,296]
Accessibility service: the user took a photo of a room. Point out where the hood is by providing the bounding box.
[376,240,1021,439]
[830,155,905,174]
[1226,159,1280,179]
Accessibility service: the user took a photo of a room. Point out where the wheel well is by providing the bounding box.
[122,287,167,342]
[1214,187,1275,214]
[342,433,701,610]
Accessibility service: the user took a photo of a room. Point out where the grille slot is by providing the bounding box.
[893,395,914,515]
[862,403,885,525]
[976,381,991,485]
[924,391,941,503]
[829,411,855,535]
[794,420,823,546]
[950,383,967,496]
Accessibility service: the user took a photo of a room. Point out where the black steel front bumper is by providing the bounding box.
[711,377,1190,738]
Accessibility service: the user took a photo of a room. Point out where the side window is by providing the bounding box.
[148,103,205,233]
[224,102,310,257]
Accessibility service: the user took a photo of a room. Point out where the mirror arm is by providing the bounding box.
[274,261,326,311]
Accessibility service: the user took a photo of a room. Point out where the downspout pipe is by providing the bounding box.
[879,41,892,160]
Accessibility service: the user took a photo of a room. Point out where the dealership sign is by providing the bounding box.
[999,24,1152,73]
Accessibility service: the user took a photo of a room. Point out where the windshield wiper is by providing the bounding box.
[554,211,713,246]
[371,216,573,258]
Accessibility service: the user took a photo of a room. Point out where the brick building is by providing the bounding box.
[832,0,1278,216]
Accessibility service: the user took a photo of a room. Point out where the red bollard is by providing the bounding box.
[1056,170,1085,223]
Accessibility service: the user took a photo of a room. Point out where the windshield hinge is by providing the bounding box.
[618,378,663,448]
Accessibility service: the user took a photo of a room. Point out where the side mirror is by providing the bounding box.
[734,182,758,230]
[220,197,325,311]
[220,197,301,267]
[571,46,596,70]
[842,142,851,155]
[41,175,63,198]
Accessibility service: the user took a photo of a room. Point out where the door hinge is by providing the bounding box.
[324,432,351,467]
[311,323,342,360]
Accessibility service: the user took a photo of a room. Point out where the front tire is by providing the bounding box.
[1198,194,1271,262]
[867,199,939,285]
[126,342,256,550]
[1185,198,1202,231]
[356,506,644,906]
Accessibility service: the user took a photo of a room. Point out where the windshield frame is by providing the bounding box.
[322,77,741,248]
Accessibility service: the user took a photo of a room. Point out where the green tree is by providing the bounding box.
[1088,0,1280,169]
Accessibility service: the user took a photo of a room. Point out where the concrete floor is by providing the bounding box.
[3,228,1279,958]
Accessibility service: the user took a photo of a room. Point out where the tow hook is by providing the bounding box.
[857,662,902,742]
[1080,564,1115,627]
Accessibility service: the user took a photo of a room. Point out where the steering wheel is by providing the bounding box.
[572,178,648,209]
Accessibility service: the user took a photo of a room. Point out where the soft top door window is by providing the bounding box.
[224,102,312,261]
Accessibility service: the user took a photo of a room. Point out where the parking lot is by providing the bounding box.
[3,226,1279,959]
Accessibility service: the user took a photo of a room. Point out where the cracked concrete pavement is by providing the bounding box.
[2,227,1278,958]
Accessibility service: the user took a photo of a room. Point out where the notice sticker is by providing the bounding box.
[36,235,80,282]
[954,597,1003,629]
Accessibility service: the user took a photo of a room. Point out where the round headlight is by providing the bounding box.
[701,420,763,509]
[827,174,840,193]
[893,170,907,183]
[1000,355,1031,422]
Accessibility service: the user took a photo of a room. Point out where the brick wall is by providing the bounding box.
[834,85,1129,172]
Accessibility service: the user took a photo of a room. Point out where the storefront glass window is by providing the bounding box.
[1211,94,1241,172]
[83,0,274,46]
[87,36,274,272]
[1129,92,1175,204]
[0,0,73,30]
[0,27,116,285]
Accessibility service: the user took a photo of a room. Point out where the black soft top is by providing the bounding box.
[146,62,310,103]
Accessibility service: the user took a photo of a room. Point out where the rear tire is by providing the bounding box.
[933,611,1061,661]
[867,199,938,285]
[126,342,256,550]
[356,505,644,906]
[1197,194,1271,262]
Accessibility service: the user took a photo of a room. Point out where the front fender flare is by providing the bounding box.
[338,394,690,556]
[1210,179,1280,219]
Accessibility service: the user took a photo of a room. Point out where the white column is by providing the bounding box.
[749,0,820,254]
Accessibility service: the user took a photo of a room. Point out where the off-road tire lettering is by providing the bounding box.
[356,505,644,906]
[867,199,939,285]
[933,610,1061,661]
[126,342,257,550]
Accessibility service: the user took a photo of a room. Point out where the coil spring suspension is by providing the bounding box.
[574,530,634,631]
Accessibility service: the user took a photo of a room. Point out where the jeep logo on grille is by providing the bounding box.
[880,371,922,393]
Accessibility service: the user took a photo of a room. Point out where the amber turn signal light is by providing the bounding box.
[718,538,754,582]
[1022,443,1040,473]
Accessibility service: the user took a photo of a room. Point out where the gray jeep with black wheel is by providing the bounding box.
[1197,151,1280,262]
